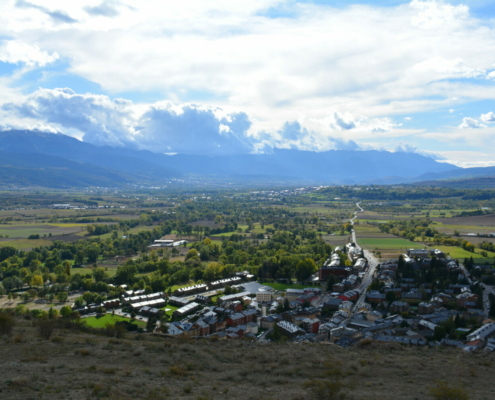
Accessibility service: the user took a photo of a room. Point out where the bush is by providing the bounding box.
[0,312,15,336]
[428,382,469,400]
[304,378,350,400]
[38,320,55,340]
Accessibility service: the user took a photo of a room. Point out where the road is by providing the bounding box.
[348,202,379,316]
[350,202,364,248]
[481,283,493,318]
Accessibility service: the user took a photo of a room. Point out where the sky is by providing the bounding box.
[1,0,495,166]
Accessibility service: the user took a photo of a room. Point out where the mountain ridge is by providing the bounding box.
[0,129,474,188]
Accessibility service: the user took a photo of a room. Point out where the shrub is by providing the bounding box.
[0,312,15,336]
[304,378,350,400]
[38,320,55,340]
[428,381,469,400]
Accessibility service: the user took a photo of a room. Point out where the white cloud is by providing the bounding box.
[0,0,494,133]
[480,111,495,123]
[1,87,256,155]
[458,117,486,129]
[394,142,444,160]
[0,40,59,66]
[0,1,494,159]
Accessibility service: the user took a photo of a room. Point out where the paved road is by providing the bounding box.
[352,250,379,315]
[481,283,493,318]
[348,202,379,316]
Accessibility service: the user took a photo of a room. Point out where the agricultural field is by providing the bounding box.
[357,238,424,250]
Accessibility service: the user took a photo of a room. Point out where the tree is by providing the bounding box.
[385,291,397,303]
[295,258,317,282]
[57,291,68,303]
[92,267,107,283]
[60,306,72,317]
[30,274,44,288]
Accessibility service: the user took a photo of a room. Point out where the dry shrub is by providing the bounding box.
[37,320,54,340]
[304,378,350,400]
[169,364,188,377]
[0,312,15,336]
[428,381,469,400]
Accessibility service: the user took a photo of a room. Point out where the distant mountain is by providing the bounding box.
[0,130,463,187]
[0,150,137,188]
[413,166,495,183]
[413,176,495,189]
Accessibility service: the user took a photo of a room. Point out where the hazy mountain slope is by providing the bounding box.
[0,130,465,186]
[0,150,137,188]
[0,130,181,180]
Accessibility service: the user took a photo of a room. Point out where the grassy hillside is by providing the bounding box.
[0,317,494,399]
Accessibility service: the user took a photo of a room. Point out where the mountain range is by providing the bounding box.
[0,129,490,188]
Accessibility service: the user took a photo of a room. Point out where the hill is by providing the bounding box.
[0,316,492,400]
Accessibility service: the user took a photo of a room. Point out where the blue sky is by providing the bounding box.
[0,0,495,165]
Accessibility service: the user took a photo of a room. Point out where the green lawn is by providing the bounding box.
[161,304,179,316]
[436,246,495,259]
[83,314,146,328]
[260,282,308,291]
[357,238,423,249]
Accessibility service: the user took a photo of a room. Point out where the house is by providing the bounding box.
[195,295,211,304]
[366,310,383,322]
[323,298,342,311]
[168,296,190,307]
[390,301,410,314]
[285,289,305,301]
[367,291,386,303]
[466,323,495,343]
[173,302,201,318]
[226,312,246,327]
[256,290,272,303]
[456,292,478,308]
[277,320,305,339]
[140,306,164,318]
[407,249,429,258]
[302,318,321,334]
[418,302,435,314]
[260,315,281,329]
[219,291,251,303]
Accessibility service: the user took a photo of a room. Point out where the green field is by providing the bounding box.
[83,314,146,328]
[0,238,53,250]
[435,246,495,259]
[162,304,179,316]
[357,238,423,250]
[260,282,308,291]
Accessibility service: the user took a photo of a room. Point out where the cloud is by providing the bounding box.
[327,112,356,131]
[480,111,495,123]
[84,1,121,17]
[135,103,254,155]
[458,117,486,129]
[394,142,444,160]
[0,41,59,66]
[2,88,136,148]
[15,0,77,24]
[1,88,257,155]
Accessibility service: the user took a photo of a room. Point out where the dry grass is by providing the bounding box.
[0,319,495,399]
